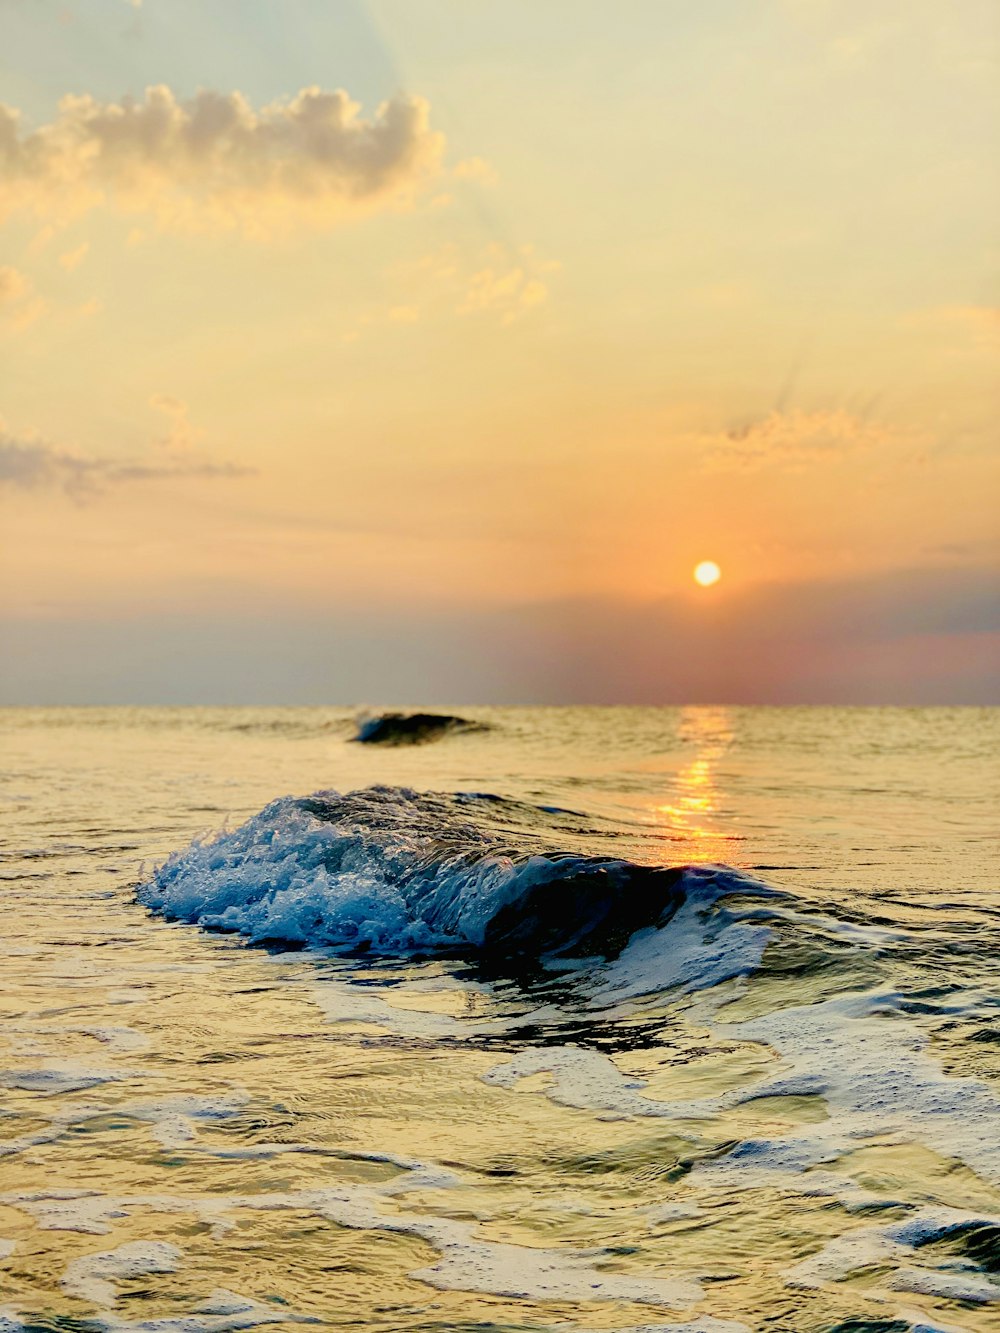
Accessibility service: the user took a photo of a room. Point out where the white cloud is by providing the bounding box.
[0,84,445,236]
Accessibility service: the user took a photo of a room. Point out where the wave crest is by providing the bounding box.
[353,712,487,745]
[136,786,737,958]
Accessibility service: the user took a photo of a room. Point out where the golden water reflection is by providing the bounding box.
[653,706,743,863]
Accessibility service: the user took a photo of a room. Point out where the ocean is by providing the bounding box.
[1,705,998,1333]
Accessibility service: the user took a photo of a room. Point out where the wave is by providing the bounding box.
[136,785,757,961]
[352,712,487,745]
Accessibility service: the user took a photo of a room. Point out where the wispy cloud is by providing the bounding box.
[459,264,548,324]
[453,156,498,187]
[0,84,445,236]
[148,393,201,452]
[0,419,253,498]
[390,242,557,326]
[0,264,46,328]
[342,243,558,341]
[698,409,898,472]
[0,265,28,305]
[57,241,89,272]
[903,304,1000,353]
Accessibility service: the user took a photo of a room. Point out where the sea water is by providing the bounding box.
[1,706,998,1332]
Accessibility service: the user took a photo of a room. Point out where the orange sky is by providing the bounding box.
[1,0,997,702]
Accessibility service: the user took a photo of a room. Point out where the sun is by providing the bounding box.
[693,560,722,587]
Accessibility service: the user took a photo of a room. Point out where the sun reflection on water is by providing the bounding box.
[654,706,743,863]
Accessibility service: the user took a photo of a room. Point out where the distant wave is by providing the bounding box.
[352,712,488,746]
[136,785,754,960]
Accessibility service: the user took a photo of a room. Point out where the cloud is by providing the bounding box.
[453,156,498,186]
[0,265,28,305]
[699,409,899,471]
[459,265,548,324]
[0,84,445,235]
[149,393,200,451]
[57,241,89,271]
[26,223,57,255]
[0,419,253,498]
[0,265,46,328]
[384,242,557,327]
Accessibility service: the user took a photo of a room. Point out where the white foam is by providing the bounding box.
[0,1089,252,1165]
[3,1190,233,1237]
[62,1240,182,1306]
[0,1100,113,1159]
[498,979,1000,1200]
[86,1026,152,1053]
[10,1163,704,1313]
[597,1322,750,1333]
[107,987,156,1005]
[484,1045,678,1121]
[787,1205,1000,1305]
[888,1266,1000,1302]
[693,991,1000,1191]
[589,883,774,1007]
[136,791,509,951]
[309,974,475,1037]
[119,1093,250,1150]
[0,1063,135,1095]
[16,1191,134,1234]
[5,1038,48,1057]
[3,1025,150,1055]
[236,1181,703,1309]
[410,1233,700,1306]
[645,1203,706,1226]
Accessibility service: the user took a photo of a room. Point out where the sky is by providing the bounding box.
[0,0,997,704]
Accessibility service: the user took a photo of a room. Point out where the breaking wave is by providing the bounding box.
[136,785,762,961]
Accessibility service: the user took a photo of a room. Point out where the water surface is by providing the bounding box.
[2,706,998,1332]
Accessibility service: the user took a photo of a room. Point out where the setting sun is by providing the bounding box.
[693,560,722,587]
